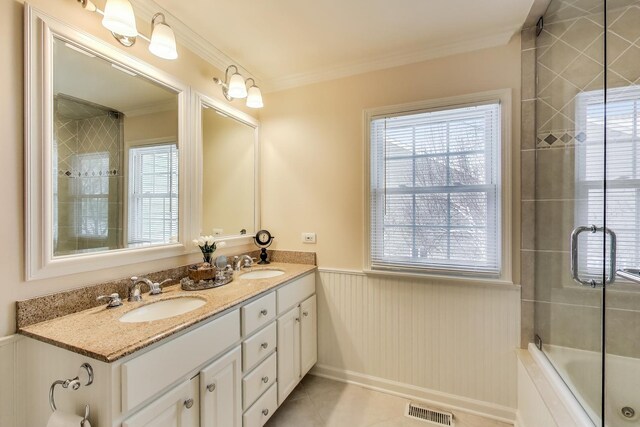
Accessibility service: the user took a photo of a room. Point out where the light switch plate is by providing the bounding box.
[302,232,316,244]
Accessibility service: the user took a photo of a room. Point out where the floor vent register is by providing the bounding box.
[405,403,454,426]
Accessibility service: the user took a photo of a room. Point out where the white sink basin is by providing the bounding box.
[239,269,285,280]
[119,297,206,323]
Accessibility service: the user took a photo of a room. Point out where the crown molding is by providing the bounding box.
[264,27,520,93]
[130,0,261,81]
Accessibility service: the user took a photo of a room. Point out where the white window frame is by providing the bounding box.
[127,142,179,246]
[363,90,512,284]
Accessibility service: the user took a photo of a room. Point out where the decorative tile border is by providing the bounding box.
[536,130,586,148]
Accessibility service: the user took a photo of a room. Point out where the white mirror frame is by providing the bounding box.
[25,5,192,280]
[192,92,260,248]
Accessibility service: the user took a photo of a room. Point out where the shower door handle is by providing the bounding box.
[570,225,617,286]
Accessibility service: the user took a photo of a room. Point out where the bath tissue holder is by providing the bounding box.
[49,362,94,424]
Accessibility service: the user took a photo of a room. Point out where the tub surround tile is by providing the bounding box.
[18,262,316,362]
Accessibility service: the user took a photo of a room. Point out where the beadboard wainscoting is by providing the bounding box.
[312,269,521,423]
[0,335,18,427]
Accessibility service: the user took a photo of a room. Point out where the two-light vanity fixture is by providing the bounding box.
[78,0,263,108]
[213,66,264,109]
[78,0,178,60]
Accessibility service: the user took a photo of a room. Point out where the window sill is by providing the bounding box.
[363,268,517,289]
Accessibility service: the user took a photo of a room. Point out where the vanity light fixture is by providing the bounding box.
[102,0,137,38]
[149,13,178,60]
[213,66,264,109]
[245,79,264,109]
[77,0,178,59]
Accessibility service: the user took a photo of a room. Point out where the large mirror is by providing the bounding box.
[26,6,189,279]
[196,94,259,242]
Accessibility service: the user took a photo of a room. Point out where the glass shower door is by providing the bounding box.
[604,1,640,425]
[534,0,606,424]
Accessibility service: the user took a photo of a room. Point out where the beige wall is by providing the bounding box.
[0,0,256,337]
[259,36,522,276]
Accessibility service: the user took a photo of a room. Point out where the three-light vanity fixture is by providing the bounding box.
[213,65,264,109]
[78,0,178,60]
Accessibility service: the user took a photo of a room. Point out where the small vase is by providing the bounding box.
[202,252,213,265]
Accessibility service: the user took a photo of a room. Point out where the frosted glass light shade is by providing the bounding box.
[102,0,138,37]
[246,85,264,108]
[228,73,247,99]
[149,22,178,60]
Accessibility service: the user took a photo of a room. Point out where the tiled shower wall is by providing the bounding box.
[521,0,640,357]
[54,97,124,253]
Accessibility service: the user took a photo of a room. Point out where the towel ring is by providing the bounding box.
[49,363,94,412]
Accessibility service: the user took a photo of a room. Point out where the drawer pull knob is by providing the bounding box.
[295,317,300,323]
[260,309,268,316]
[207,383,216,392]
[184,398,194,409]
[262,376,269,384]
[303,311,309,317]
[261,342,269,349]
[262,409,269,416]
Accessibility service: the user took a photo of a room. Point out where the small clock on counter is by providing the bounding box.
[254,229,274,264]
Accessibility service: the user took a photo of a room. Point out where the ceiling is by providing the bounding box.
[141,0,536,91]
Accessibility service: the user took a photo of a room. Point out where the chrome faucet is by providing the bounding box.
[128,276,170,302]
[234,255,255,271]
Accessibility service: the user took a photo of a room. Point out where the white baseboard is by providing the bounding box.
[514,411,526,427]
[310,364,516,424]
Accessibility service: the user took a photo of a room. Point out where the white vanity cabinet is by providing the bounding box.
[276,277,317,405]
[18,270,316,427]
[200,346,242,427]
[122,376,200,427]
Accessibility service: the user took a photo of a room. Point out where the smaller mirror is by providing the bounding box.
[197,94,259,241]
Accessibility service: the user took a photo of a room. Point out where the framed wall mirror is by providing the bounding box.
[194,93,259,246]
[25,6,190,280]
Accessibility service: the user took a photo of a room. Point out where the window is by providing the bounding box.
[576,87,640,278]
[128,144,178,245]
[367,93,509,278]
[73,152,110,238]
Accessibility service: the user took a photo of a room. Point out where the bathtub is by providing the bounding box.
[529,343,640,427]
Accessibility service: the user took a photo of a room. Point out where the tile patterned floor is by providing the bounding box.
[265,375,513,427]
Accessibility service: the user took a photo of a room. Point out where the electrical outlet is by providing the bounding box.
[302,232,316,244]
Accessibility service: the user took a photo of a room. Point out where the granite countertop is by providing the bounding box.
[19,263,316,363]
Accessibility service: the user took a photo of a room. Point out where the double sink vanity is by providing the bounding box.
[18,261,317,426]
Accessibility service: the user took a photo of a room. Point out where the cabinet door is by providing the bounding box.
[122,376,199,427]
[300,294,317,376]
[277,305,301,405]
[200,346,242,427]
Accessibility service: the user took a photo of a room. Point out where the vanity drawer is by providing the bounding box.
[277,273,315,314]
[243,382,277,427]
[242,292,276,336]
[121,309,240,412]
[243,352,277,410]
[242,322,276,372]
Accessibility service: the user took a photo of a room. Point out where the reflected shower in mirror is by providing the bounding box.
[201,105,256,238]
[52,37,179,256]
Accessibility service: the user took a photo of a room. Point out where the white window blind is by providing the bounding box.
[370,102,502,275]
[128,144,178,245]
[576,87,640,278]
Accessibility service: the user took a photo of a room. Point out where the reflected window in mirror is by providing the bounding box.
[52,37,179,257]
[128,143,178,246]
